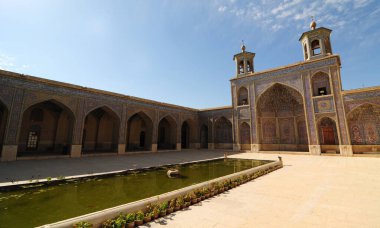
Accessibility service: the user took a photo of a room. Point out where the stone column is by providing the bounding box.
[70,98,85,158]
[1,88,24,162]
[303,73,320,155]
[118,105,127,155]
[176,115,182,151]
[151,110,159,152]
[249,83,259,152]
[231,84,240,151]
[208,117,214,150]
[330,66,353,156]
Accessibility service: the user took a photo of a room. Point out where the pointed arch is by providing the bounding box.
[181,118,196,149]
[311,71,331,96]
[237,86,249,106]
[126,111,153,151]
[317,117,340,154]
[17,99,75,156]
[346,103,380,150]
[157,115,177,150]
[214,116,233,149]
[256,82,303,103]
[82,106,120,153]
[256,83,308,151]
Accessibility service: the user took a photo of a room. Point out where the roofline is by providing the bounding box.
[0,69,199,112]
[299,27,332,41]
[199,106,233,112]
[342,85,380,94]
[230,54,341,81]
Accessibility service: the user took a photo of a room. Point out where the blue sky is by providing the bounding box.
[0,0,379,109]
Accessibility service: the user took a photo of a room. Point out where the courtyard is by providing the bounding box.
[1,151,379,227]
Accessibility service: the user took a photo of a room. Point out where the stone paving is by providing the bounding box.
[0,150,234,183]
[145,153,380,228]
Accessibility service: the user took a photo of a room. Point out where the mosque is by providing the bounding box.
[0,21,379,161]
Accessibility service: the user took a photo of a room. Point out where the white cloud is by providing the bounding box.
[214,0,378,33]
[218,5,227,12]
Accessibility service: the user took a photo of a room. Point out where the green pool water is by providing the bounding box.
[0,158,271,227]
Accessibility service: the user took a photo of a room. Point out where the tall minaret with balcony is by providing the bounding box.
[299,18,333,61]
[233,42,255,77]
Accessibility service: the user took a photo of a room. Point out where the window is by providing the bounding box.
[247,61,252,72]
[318,87,327,96]
[311,40,321,56]
[238,61,244,74]
[238,87,249,106]
[27,131,39,149]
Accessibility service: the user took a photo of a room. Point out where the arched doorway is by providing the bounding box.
[0,101,8,154]
[126,112,153,152]
[157,116,177,150]
[181,121,190,149]
[239,122,251,150]
[214,117,233,149]
[18,100,74,156]
[82,106,120,153]
[257,84,308,151]
[318,117,339,153]
[200,124,208,149]
[347,104,380,153]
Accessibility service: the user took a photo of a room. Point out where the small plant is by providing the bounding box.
[145,203,153,213]
[125,212,135,224]
[136,210,144,221]
[176,196,184,207]
[160,201,168,211]
[74,221,93,228]
[195,189,202,198]
[169,199,176,209]
[153,205,160,217]
[203,187,210,195]
[189,191,196,199]
[46,177,52,183]
[114,214,126,228]
[183,193,191,202]
[101,219,115,228]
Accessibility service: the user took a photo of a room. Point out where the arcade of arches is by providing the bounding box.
[18,100,74,156]
[157,116,177,150]
[257,84,308,152]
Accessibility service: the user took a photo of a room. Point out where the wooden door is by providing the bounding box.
[322,127,335,145]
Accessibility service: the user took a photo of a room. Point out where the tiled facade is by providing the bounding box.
[0,23,379,161]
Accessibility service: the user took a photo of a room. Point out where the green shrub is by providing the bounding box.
[125,212,135,223]
[135,210,144,221]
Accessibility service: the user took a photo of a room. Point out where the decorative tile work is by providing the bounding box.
[255,74,304,97]
[313,96,335,113]
[331,68,349,145]
[303,74,318,144]
[249,83,257,143]
[238,107,250,119]
[4,88,24,144]
[235,57,337,85]
[0,76,196,115]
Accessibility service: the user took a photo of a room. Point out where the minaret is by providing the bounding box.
[299,18,333,61]
[233,41,255,77]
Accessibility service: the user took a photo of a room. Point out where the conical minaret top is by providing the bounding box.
[233,42,255,77]
[299,18,333,61]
